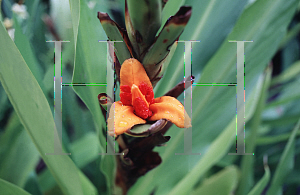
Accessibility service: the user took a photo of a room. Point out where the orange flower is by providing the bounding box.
[107,58,191,136]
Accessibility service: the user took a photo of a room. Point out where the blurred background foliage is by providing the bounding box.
[0,0,300,194]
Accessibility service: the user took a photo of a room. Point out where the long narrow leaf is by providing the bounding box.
[191,166,239,195]
[71,1,116,194]
[129,71,265,195]
[266,118,300,195]
[237,66,272,194]
[155,0,248,96]
[0,21,95,195]
[69,0,80,49]
[0,178,31,195]
[248,163,270,195]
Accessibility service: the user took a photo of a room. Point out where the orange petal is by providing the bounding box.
[120,58,152,88]
[148,96,192,128]
[120,58,155,105]
[107,101,146,136]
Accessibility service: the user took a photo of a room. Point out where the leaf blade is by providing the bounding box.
[0,178,31,195]
[0,20,95,195]
[266,118,300,195]
[191,166,239,195]
[248,164,270,195]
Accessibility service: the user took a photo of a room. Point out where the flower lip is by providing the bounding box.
[131,84,153,119]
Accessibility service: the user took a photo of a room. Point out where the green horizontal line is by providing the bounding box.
[63,83,107,84]
[193,83,237,84]
[62,84,107,86]
[192,84,236,86]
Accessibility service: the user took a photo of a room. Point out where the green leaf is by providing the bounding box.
[0,20,96,195]
[271,61,300,85]
[248,163,270,195]
[24,0,40,37]
[0,126,39,187]
[0,112,23,162]
[190,0,298,126]
[14,15,43,85]
[1,0,12,19]
[262,113,300,127]
[27,1,50,67]
[266,118,300,195]
[129,72,265,195]
[23,172,43,195]
[256,129,300,145]
[98,12,132,64]
[131,0,298,193]
[69,0,80,49]
[69,132,101,168]
[191,166,239,195]
[125,0,162,57]
[127,124,152,136]
[167,106,250,195]
[155,41,177,78]
[126,119,167,137]
[266,76,300,108]
[159,0,185,34]
[61,71,96,140]
[72,0,107,148]
[0,178,31,195]
[142,7,191,81]
[0,84,9,121]
[38,170,57,193]
[155,0,248,96]
[148,41,178,87]
[237,66,272,195]
[71,1,116,194]
[279,23,300,50]
[38,132,101,193]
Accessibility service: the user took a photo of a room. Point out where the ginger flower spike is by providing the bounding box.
[107,58,191,136]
